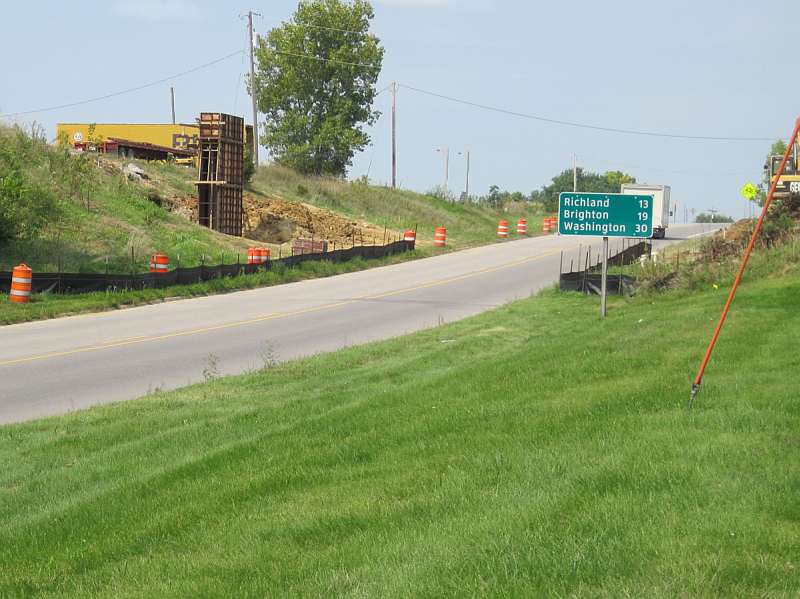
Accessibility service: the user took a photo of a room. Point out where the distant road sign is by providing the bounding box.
[740,182,759,201]
[558,192,654,238]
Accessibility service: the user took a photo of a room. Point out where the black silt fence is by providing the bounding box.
[0,240,413,295]
[558,239,651,296]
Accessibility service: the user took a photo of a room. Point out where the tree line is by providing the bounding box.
[479,169,636,211]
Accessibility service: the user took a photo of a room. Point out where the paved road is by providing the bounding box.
[0,224,722,424]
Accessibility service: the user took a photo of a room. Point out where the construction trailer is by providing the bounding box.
[196,113,244,237]
[99,138,196,162]
[55,122,254,162]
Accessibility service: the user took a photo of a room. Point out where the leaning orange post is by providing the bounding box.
[689,117,800,408]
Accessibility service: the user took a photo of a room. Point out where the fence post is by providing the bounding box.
[581,249,589,293]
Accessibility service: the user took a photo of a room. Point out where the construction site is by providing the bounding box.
[56,115,397,249]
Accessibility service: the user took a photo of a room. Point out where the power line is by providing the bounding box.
[399,83,778,142]
[0,50,245,119]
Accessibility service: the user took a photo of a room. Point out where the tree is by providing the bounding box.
[253,0,384,176]
[769,139,788,157]
[537,168,636,211]
[486,185,503,207]
[696,212,734,223]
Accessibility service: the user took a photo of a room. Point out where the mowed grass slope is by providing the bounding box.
[1,262,799,595]
[249,165,545,247]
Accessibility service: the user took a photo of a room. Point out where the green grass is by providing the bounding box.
[2,126,546,324]
[249,164,546,248]
[1,246,799,596]
[0,249,429,326]
[0,126,252,274]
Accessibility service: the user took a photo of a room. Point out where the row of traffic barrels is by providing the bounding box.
[5,249,274,304]
[6,220,553,303]
[405,217,543,249]
[150,248,272,271]
[542,217,558,233]
[405,227,446,247]
[496,219,529,238]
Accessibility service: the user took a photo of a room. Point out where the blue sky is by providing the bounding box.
[2,0,798,218]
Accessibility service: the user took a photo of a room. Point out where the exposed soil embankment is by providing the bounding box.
[112,157,398,245]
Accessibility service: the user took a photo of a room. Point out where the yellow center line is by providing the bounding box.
[0,247,565,367]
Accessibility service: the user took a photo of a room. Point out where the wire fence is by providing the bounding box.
[0,239,413,295]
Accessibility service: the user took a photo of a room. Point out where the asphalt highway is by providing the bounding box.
[0,224,722,424]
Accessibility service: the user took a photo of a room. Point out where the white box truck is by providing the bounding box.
[621,183,671,239]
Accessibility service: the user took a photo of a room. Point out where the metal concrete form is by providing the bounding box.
[196,113,244,236]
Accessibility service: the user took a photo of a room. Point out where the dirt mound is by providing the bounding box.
[243,193,393,245]
[102,157,398,244]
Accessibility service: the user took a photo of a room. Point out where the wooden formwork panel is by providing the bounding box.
[217,140,243,186]
[196,112,245,236]
[212,186,243,236]
[199,112,244,143]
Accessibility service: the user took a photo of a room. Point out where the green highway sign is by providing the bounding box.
[558,192,654,238]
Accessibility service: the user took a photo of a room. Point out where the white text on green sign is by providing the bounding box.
[558,192,654,238]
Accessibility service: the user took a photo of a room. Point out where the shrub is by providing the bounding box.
[0,128,56,243]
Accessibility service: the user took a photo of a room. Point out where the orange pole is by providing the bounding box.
[689,117,800,408]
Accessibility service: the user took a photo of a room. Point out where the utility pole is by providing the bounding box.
[573,153,578,192]
[465,150,470,199]
[170,87,176,125]
[444,147,449,200]
[391,81,397,189]
[457,150,470,200]
[436,147,449,199]
[247,10,261,166]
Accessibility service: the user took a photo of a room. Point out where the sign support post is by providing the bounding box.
[600,236,608,318]
[557,192,654,315]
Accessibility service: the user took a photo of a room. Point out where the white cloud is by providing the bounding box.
[110,0,200,21]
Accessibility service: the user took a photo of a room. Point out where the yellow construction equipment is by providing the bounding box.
[764,133,800,199]
[56,123,200,151]
[55,122,254,162]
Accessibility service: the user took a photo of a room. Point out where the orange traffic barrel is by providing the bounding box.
[9,263,32,304]
[517,218,527,235]
[257,247,270,264]
[497,220,509,238]
[549,217,558,233]
[542,218,551,233]
[434,226,447,247]
[149,252,170,274]
[247,247,259,265]
[403,229,416,243]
